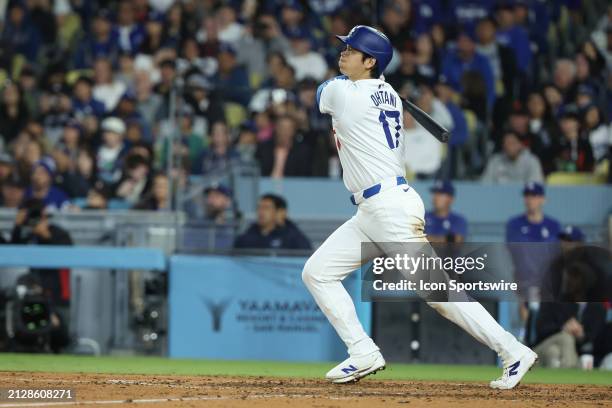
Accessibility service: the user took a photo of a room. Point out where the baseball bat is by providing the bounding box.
[401,98,451,143]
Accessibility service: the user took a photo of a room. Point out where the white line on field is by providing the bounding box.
[0,396,229,407]
[0,393,349,407]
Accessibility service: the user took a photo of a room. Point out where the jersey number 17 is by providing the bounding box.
[378,110,401,149]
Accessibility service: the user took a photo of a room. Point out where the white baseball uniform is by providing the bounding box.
[302,76,527,362]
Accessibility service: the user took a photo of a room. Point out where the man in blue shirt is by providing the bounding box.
[506,182,561,243]
[425,180,468,243]
[495,2,532,75]
[441,29,496,111]
[506,182,561,292]
[24,157,70,212]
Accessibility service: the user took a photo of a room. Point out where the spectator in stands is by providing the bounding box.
[114,1,145,54]
[256,115,312,178]
[534,301,606,369]
[97,117,127,184]
[93,57,126,113]
[59,148,96,200]
[73,9,119,69]
[83,181,111,210]
[2,2,41,62]
[401,100,443,178]
[413,33,440,86]
[134,70,163,126]
[200,183,233,224]
[553,59,578,104]
[18,66,40,118]
[386,42,423,91]
[171,104,206,167]
[114,92,152,143]
[434,76,469,177]
[134,172,170,210]
[268,193,311,249]
[476,16,519,101]
[527,91,557,174]
[192,121,239,175]
[418,84,454,130]
[216,4,245,45]
[0,82,30,147]
[55,120,81,160]
[380,0,412,46]
[441,29,495,115]
[115,154,151,206]
[583,104,611,164]
[543,83,564,118]
[235,121,258,164]
[495,2,532,75]
[212,43,252,106]
[506,182,561,293]
[234,193,310,250]
[425,180,468,243]
[184,74,225,129]
[177,37,216,78]
[0,153,13,181]
[249,58,297,113]
[139,11,169,55]
[0,171,26,208]
[24,157,69,212]
[481,130,544,184]
[71,76,105,120]
[554,107,594,173]
[285,28,328,81]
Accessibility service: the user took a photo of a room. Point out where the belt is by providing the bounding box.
[350,176,408,205]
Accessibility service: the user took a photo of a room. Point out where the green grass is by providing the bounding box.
[0,353,610,386]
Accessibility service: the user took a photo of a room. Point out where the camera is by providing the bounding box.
[0,278,54,352]
[17,202,46,242]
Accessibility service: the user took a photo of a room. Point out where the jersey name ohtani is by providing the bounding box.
[370,91,397,108]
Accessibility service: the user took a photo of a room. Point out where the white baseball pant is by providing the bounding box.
[302,183,526,361]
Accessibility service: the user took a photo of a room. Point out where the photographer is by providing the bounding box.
[10,199,73,308]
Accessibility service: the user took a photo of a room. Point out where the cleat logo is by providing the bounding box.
[341,365,358,374]
[508,361,520,376]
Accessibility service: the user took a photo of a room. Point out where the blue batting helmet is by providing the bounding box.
[336,25,393,76]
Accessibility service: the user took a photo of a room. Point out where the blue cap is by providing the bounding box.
[121,90,137,101]
[218,42,237,56]
[285,26,311,41]
[34,156,57,178]
[148,10,165,23]
[577,84,595,97]
[559,225,585,242]
[336,25,393,76]
[205,183,233,198]
[240,120,257,132]
[282,0,304,12]
[522,181,545,196]
[430,180,455,196]
[457,27,477,42]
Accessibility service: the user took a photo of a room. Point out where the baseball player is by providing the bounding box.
[302,26,537,389]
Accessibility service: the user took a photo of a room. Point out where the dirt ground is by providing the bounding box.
[0,372,610,408]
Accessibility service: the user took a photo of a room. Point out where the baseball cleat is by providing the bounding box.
[490,349,538,390]
[326,351,386,384]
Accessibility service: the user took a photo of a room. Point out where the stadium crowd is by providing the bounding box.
[0,0,611,212]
